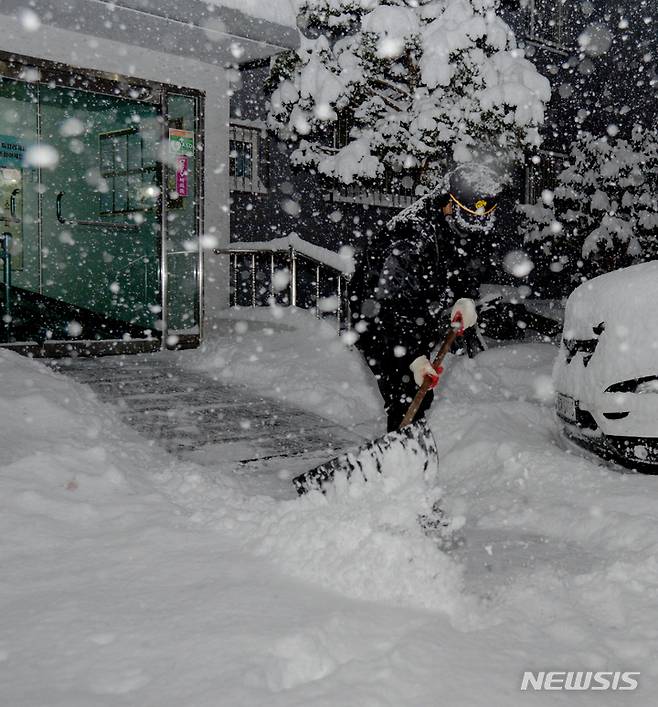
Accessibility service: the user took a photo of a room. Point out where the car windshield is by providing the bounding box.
[563,322,605,367]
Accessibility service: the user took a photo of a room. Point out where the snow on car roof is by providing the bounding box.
[565,261,658,339]
[562,260,658,387]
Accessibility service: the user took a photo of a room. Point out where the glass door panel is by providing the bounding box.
[0,77,40,330]
[39,85,162,334]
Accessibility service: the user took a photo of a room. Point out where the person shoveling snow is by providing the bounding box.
[292,310,476,511]
[292,164,494,503]
[349,162,503,432]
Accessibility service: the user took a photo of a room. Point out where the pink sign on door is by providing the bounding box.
[175,155,189,197]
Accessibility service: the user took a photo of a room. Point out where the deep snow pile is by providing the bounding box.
[0,345,462,616]
[435,345,658,683]
[3,313,658,704]
[0,344,469,706]
[0,350,166,533]
[234,477,466,613]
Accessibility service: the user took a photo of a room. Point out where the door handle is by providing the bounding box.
[56,191,139,231]
[9,189,20,223]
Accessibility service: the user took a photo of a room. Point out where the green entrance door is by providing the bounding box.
[40,84,162,337]
[1,64,200,351]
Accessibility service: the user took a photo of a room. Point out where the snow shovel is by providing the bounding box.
[292,317,465,496]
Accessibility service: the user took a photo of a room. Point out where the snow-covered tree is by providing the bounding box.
[519,125,658,280]
[267,0,551,190]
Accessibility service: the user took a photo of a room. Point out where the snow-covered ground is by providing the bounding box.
[2,309,657,705]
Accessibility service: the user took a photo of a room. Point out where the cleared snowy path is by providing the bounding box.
[50,353,362,495]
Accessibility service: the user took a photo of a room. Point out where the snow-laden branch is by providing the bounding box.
[518,125,658,279]
[268,0,551,187]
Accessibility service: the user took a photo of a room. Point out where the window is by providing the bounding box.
[99,127,157,213]
[524,0,572,49]
[330,112,416,208]
[525,150,567,204]
[229,122,267,193]
[231,139,252,180]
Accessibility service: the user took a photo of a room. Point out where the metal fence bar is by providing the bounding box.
[232,253,237,307]
[251,253,256,307]
[290,247,297,308]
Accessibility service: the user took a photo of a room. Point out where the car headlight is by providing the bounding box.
[605,375,658,394]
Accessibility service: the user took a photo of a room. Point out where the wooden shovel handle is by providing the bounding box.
[398,326,460,429]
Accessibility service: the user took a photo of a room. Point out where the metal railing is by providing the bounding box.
[215,245,351,331]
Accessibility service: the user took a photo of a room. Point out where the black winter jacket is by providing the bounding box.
[348,196,481,375]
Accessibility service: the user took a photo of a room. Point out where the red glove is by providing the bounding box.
[450,298,478,335]
[410,356,443,389]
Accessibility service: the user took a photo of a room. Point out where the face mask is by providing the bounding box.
[449,206,496,234]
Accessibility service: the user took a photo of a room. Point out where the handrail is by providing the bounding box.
[56,191,139,231]
[214,244,350,275]
[215,244,351,331]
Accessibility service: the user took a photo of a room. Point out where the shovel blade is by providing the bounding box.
[292,418,439,495]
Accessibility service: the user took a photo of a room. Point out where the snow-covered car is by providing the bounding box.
[554,261,658,471]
